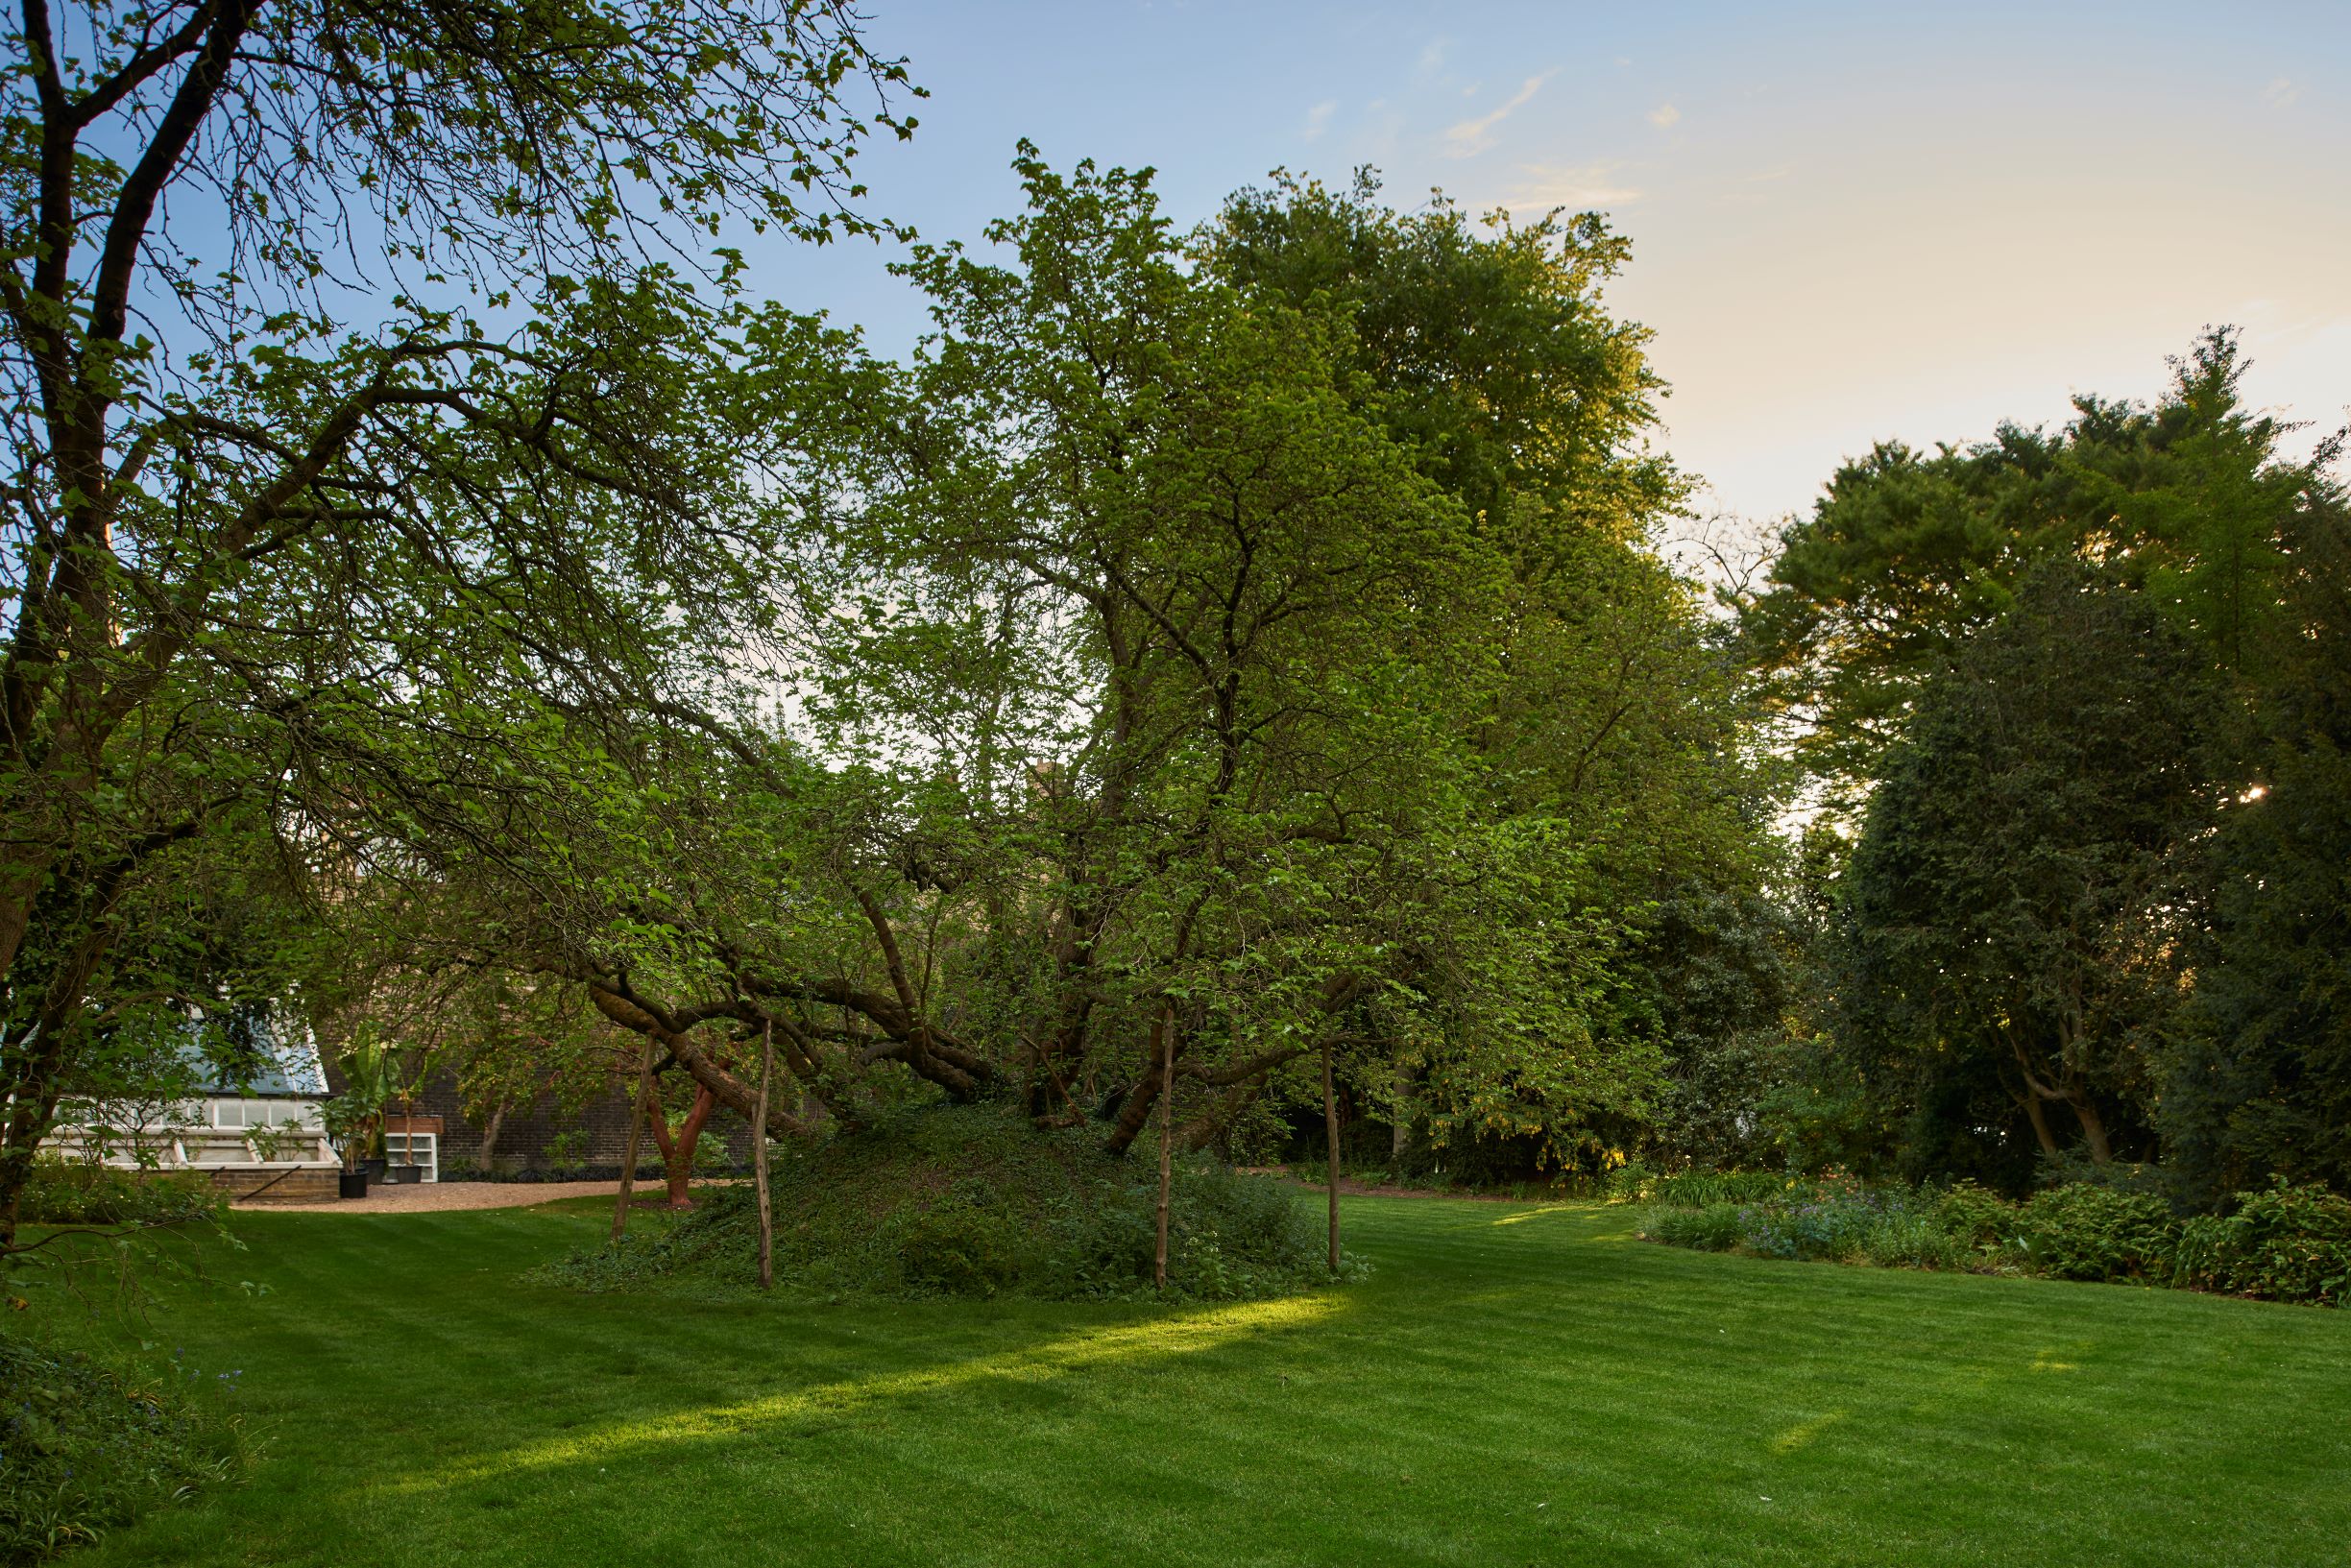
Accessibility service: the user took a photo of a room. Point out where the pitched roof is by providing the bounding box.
[182,1006,330,1098]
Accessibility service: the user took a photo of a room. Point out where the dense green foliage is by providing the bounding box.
[1836,563,2220,1180]
[352,152,1793,1194]
[0,0,917,1244]
[12,1165,220,1228]
[1202,172,1790,1173]
[1741,333,2312,790]
[1745,333,2351,1197]
[538,1105,1333,1301]
[38,1199,2351,1567]
[1642,1175,2351,1306]
[0,1333,242,1563]
[2171,1180,2351,1304]
[2165,497,2351,1202]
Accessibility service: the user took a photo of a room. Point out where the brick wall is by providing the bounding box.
[398,1070,756,1174]
[210,1167,342,1203]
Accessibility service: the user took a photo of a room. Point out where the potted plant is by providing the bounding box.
[384,1043,431,1184]
[322,1031,393,1197]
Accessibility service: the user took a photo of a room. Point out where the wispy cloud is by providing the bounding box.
[2262,76,2300,109]
[1499,161,1643,215]
[1443,69,1557,158]
[1648,102,1681,129]
[1303,100,1337,140]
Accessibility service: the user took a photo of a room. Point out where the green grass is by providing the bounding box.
[48,1190,2351,1567]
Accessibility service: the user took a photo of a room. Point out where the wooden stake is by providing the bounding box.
[612,1037,656,1243]
[754,1018,775,1291]
[1153,1009,1175,1294]
[1322,1039,1342,1274]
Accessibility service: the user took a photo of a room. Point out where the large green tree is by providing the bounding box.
[2165,483,2351,1202]
[405,156,1744,1181]
[1838,562,2223,1176]
[1203,170,1788,1170]
[0,0,914,1243]
[1740,330,2312,804]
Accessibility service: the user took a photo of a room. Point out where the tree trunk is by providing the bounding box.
[2021,1092,2060,1158]
[612,1039,656,1243]
[754,1021,775,1291]
[1322,1040,1343,1274]
[476,1100,508,1172]
[656,1086,716,1208]
[1153,1009,1175,1294]
[2071,1096,2114,1165]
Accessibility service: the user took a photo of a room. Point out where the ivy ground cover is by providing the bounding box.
[51,1191,2351,1567]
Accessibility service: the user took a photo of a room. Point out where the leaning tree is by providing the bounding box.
[0,0,916,1244]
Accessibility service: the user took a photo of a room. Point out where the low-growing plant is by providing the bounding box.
[1856,1206,1969,1270]
[0,1333,245,1561]
[1642,1202,1745,1251]
[543,1128,589,1174]
[1626,1169,1789,1207]
[1638,1166,2347,1308]
[1935,1181,2016,1249]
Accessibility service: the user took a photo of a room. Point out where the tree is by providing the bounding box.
[509,150,1524,1159]
[0,0,915,1245]
[1838,562,2222,1174]
[360,155,1689,1195]
[1204,170,1787,1173]
[2165,482,2351,1202]
[1740,329,2314,805]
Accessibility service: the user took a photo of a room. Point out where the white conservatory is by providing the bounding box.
[43,1006,343,1199]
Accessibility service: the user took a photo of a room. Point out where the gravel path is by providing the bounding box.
[254,1180,630,1215]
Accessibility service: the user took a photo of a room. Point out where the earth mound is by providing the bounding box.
[537,1101,1333,1300]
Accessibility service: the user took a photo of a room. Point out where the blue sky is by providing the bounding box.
[752,0,2350,532]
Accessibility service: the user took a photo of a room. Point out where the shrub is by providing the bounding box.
[1642,1185,1965,1269]
[1638,1166,2347,1307]
[1739,1189,1889,1262]
[1935,1180,2016,1249]
[2013,1185,2178,1282]
[1643,1202,1745,1251]
[897,1197,1026,1296]
[2171,1181,2351,1305]
[542,1128,589,1173]
[15,1163,222,1228]
[1856,1206,1969,1270]
[0,1334,244,1561]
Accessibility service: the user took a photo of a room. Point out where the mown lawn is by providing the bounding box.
[58,1189,2351,1567]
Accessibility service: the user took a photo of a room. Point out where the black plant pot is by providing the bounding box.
[360,1157,388,1180]
[388,1163,424,1185]
[339,1170,371,1199]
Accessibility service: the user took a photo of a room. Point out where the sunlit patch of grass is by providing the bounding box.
[1769,1411,1846,1454]
[407,1294,1341,1492]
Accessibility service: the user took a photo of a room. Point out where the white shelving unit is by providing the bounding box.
[384,1130,438,1183]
